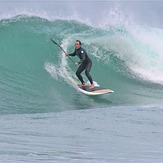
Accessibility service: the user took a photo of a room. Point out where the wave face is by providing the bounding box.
[1,15,163,114]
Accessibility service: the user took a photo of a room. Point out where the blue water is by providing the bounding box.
[0,105,163,163]
[0,1,163,162]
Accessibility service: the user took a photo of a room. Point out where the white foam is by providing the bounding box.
[44,62,60,80]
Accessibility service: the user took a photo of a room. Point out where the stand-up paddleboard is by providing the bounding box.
[62,68,114,96]
[78,85,114,96]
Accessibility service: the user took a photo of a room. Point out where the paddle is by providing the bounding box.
[51,39,75,64]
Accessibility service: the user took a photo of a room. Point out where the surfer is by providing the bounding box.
[66,40,94,89]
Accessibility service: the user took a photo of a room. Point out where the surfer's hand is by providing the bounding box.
[65,53,69,56]
[74,62,78,66]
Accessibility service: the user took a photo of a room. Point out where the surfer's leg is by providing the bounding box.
[85,62,93,85]
[76,64,85,84]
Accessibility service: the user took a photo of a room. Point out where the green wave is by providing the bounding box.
[0,16,163,114]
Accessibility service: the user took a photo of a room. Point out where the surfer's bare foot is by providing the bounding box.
[78,83,86,88]
[89,84,94,90]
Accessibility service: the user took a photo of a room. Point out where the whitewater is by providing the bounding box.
[0,1,163,163]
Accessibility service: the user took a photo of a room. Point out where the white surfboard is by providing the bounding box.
[62,68,114,95]
[77,85,114,96]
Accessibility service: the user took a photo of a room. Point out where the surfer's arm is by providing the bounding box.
[78,51,86,64]
[69,51,76,56]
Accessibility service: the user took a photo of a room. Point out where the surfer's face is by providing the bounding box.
[75,41,80,49]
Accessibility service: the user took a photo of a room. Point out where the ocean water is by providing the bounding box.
[0,1,163,163]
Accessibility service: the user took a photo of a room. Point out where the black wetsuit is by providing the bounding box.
[69,47,93,85]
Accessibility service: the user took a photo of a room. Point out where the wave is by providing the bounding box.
[0,15,163,113]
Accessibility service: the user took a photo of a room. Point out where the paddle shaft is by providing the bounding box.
[51,39,75,64]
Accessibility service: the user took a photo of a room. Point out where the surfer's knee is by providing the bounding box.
[76,71,80,77]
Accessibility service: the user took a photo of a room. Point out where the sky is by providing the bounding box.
[0,1,163,28]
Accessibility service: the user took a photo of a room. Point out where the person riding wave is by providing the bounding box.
[66,40,94,90]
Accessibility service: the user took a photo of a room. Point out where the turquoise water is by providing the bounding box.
[0,2,163,162]
[1,16,163,114]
